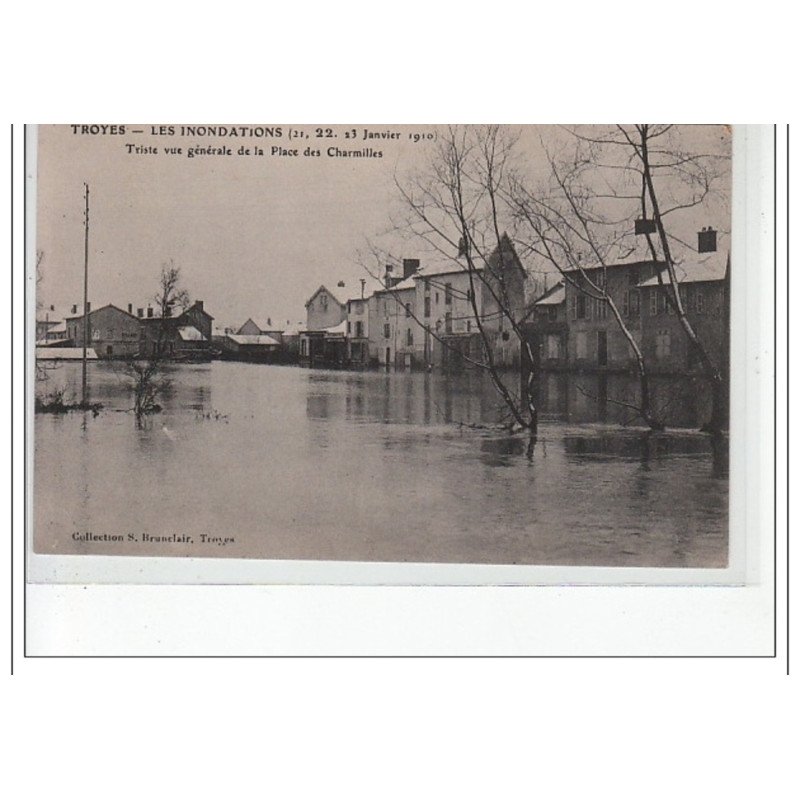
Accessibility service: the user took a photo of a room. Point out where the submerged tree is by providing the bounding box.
[127,260,190,421]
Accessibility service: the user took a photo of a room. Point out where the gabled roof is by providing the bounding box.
[562,258,662,276]
[534,282,566,306]
[305,285,345,308]
[64,303,139,321]
[373,276,418,294]
[183,301,214,320]
[238,317,282,334]
[415,233,525,280]
[177,325,206,341]
[637,253,728,287]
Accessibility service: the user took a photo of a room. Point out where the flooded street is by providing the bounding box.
[34,361,728,567]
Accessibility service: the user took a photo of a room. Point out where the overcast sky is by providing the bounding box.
[34,124,730,328]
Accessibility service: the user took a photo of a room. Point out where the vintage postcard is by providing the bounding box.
[29,123,738,579]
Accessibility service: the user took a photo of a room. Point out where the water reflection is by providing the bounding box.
[34,361,728,567]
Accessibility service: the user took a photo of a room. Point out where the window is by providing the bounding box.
[576,332,587,360]
[596,298,607,320]
[622,291,629,316]
[405,303,411,318]
[466,320,472,332]
[383,323,390,339]
[406,328,413,346]
[546,334,560,360]
[659,290,668,315]
[321,294,328,310]
[628,266,640,286]
[445,283,452,305]
[656,331,671,359]
[424,296,431,317]
[347,321,351,334]
[576,294,587,319]
[650,289,658,316]
[547,306,558,322]
[629,291,640,316]
[695,290,705,313]
[445,312,452,334]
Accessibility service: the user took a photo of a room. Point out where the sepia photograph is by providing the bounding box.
[31,123,732,570]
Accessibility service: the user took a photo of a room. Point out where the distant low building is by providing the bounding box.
[237,317,285,344]
[64,303,141,359]
[222,333,283,362]
[36,305,71,344]
[301,285,347,366]
[137,300,214,360]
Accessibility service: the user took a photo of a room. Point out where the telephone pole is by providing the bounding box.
[81,183,90,405]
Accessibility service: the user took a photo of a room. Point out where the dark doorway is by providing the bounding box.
[597,331,608,366]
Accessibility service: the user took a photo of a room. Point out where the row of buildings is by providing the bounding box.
[295,228,729,382]
[37,300,215,360]
[299,234,530,371]
[36,227,729,386]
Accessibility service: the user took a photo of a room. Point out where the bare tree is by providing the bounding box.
[509,140,665,430]
[127,260,190,421]
[390,125,539,434]
[510,124,729,432]
[625,124,728,433]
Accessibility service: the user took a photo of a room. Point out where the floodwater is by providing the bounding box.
[34,361,728,567]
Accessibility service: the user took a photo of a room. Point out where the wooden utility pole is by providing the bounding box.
[81,183,90,404]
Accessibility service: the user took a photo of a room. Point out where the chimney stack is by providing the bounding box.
[195,300,203,312]
[384,264,394,289]
[137,308,143,318]
[71,304,77,314]
[698,227,717,253]
[147,306,153,318]
[128,303,133,314]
